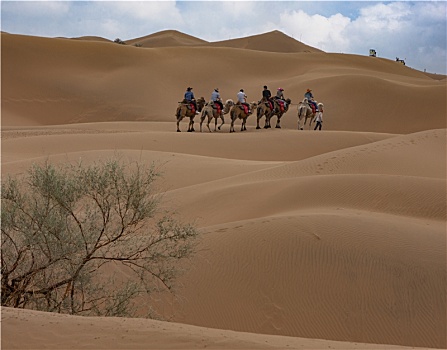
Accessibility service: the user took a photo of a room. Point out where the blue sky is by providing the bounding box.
[1,1,446,74]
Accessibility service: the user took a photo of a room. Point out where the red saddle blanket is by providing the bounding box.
[189,103,196,114]
[239,105,249,114]
[213,103,221,114]
[277,100,284,112]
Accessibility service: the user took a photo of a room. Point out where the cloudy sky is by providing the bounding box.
[1,1,446,74]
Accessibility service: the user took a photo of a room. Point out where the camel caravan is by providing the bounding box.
[175,86,324,132]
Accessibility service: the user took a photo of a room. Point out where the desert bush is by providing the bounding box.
[1,158,198,317]
[114,38,126,45]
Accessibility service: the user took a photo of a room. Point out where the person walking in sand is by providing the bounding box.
[313,109,323,130]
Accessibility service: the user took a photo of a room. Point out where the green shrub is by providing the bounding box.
[1,158,198,317]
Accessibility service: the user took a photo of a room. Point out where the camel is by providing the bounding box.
[229,101,258,133]
[175,97,206,132]
[256,99,275,129]
[297,98,324,130]
[199,99,235,132]
[269,98,292,129]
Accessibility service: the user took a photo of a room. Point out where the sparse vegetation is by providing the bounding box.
[1,158,198,317]
[114,38,126,45]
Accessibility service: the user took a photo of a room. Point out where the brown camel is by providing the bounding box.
[199,99,234,132]
[269,98,292,129]
[176,97,206,132]
[297,98,324,130]
[229,101,258,133]
[256,99,275,129]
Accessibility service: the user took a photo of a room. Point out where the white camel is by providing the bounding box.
[297,98,324,130]
[200,99,234,132]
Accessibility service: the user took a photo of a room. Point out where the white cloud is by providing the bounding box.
[415,1,447,22]
[219,1,257,18]
[344,2,446,72]
[59,1,185,40]
[2,1,70,17]
[357,2,412,31]
[97,18,124,39]
[270,1,446,72]
[278,10,351,51]
[110,1,182,22]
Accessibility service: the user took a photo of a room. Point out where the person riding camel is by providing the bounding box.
[274,88,287,112]
[261,85,274,110]
[304,88,318,112]
[184,87,198,114]
[237,89,251,114]
[211,88,224,116]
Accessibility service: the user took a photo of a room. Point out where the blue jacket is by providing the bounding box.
[211,91,220,101]
[304,91,314,100]
[185,91,195,101]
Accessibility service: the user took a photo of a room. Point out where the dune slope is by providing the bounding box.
[2,32,445,133]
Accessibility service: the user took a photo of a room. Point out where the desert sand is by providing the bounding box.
[1,30,446,349]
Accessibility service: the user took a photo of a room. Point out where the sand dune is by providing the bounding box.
[2,32,445,133]
[208,30,323,53]
[71,35,112,43]
[2,307,420,350]
[162,213,444,347]
[125,29,208,47]
[1,30,446,349]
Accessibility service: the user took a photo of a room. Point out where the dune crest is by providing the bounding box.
[125,29,208,47]
[209,30,323,53]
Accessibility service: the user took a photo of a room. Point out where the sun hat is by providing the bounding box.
[307,88,312,92]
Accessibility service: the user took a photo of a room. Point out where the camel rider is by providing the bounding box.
[261,85,274,110]
[211,88,224,115]
[262,85,271,101]
[237,89,251,114]
[274,88,287,112]
[304,88,318,112]
[184,87,198,114]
